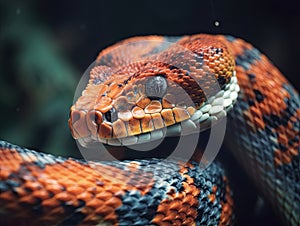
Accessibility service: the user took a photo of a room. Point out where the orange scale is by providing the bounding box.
[157,203,169,213]
[95,102,113,115]
[151,213,165,224]
[105,183,120,194]
[190,186,200,197]
[268,101,279,114]
[105,196,122,209]
[274,156,282,166]
[282,153,292,165]
[81,215,104,226]
[78,180,96,190]
[0,168,11,179]
[132,106,145,119]
[85,198,104,209]
[179,203,191,213]
[66,186,85,196]
[41,198,61,208]
[70,110,90,138]
[118,110,133,122]
[47,206,66,216]
[222,203,231,213]
[163,210,178,221]
[112,119,127,138]
[208,194,216,203]
[151,113,165,129]
[290,148,298,157]
[13,187,28,197]
[43,177,60,186]
[186,207,198,218]
[57,179,75,188]
[161,109,176,126]
[136,96,151,108]
[0,191,15,202]
[182,216,195,225]
[182,194,195,205]
[278,134,288,146]
[162,97,176,109]
[77,191,94,202]
[62,170,78,180]
[253,117,265,130]
[127,118,142,136]
[174,193,184,200]
[181,181,190,191]
[185,176,194,185]
[98,122,113,139]
[211,185,217,193]
[113,96,131,111]
[86,186,102,195]
[258,103,271,116]
[55,192,75,202]
[79,166,95,175]
[19,195,37,205]
[30,169,45,178]
[249,106,263,119]
[79,207,94,219]
[144,100,162,114]
[86,110,102,136]
[96,191,113,201]
[107,83,123,98]
[290,115,298,123]
[169,199,182,211]
[32,190,49,200]
[190,197,199,207]
[160,222,172,226]
[24,181,42,191]
[172,107,190,122]
[103,212,118,223]
[175,212,187,221]
[95,205,115,216]
[286,122,295,132]
[244,90,255,100]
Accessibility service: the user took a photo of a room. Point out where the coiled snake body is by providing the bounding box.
[0,34,299,225]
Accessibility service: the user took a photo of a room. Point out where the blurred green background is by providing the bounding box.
[0,1,299,225]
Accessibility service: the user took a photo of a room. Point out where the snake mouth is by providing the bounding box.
[69,71,239,147]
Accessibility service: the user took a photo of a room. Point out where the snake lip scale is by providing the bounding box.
[0,34,299,226]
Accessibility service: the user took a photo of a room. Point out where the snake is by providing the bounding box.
[0,34,299,226]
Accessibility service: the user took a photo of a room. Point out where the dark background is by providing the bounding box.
[0,0,299,225]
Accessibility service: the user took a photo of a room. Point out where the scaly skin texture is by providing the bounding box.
[217,35,300,226]
[0,34,299,225]
[0,141,233,226]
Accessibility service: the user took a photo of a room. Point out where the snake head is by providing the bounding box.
[68,35,239,147]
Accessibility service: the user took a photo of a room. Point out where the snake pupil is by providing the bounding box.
[104,108,117,123]
[145,76,167,99]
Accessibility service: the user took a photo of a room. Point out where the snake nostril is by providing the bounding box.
[104,108,118,123]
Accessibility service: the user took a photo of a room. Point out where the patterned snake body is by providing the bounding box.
[0,34,299,225]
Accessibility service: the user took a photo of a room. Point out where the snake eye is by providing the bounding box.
[145,76,167,99]
[104,108,118,123]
